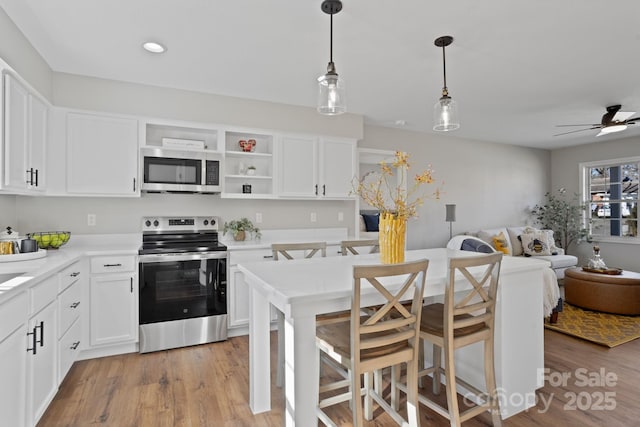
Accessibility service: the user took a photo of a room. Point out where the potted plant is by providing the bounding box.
[246,165,257,176]
[223,217,261,241]
[530,188,588,252]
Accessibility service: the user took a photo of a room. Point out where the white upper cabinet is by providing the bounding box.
[2,72,48,193]
[278,135,356,199]
[66,112,139,196]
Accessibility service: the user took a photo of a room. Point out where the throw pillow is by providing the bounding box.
[518,227,559,255]
[520,231,552,256]
[362,213,380,232]
[492,232,511,255]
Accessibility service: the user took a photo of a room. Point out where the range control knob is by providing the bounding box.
[210,218,216,226]
[145,220,151,227]
[203,219,209,226]
[153,220,159,227]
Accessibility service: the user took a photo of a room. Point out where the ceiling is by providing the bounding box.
[3,0,640,150]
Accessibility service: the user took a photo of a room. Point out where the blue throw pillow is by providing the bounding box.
[362,214,380,232]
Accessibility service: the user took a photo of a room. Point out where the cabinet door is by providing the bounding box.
[278,135,317,197]
[66,113,138,195]
[228,266,249,327]
[90,274,137,346]
[319,138,356,198]
[27,301,58,427]
[0,326,27,427]
[3,73,29,191]
[28,93,47,191]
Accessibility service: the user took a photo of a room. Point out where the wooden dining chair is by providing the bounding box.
[340,239,379,256]
[316,258,429,427]
[398,252,503,427]
[271,241,327,387]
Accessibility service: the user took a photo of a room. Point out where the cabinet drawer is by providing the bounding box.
[58,318,81,383]
[91,255,135,273]
[59,261,82,293]
[58,280,82,338]
[229,249,273,265]
[29,276,58,316]
[0,291,28,341]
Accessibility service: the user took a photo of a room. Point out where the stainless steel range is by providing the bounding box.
[138,216,227,353]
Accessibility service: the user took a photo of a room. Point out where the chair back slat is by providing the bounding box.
[445,253,502,336]
[272,242,327,261]
[351,259,429,366]
[341,239,379,256]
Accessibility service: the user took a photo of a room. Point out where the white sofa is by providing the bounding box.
[473,226,577,280]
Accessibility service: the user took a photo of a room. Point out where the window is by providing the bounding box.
[580,157,639,242]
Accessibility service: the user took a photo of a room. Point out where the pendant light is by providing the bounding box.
[433,36,460,131]
[317,0,346,115]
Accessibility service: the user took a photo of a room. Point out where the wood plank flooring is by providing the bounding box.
[38,329,640,426]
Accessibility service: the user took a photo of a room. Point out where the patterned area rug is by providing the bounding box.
[545,303,640,348]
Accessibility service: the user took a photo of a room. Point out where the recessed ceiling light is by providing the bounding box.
[142,41,166,54]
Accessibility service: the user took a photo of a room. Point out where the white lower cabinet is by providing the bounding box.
[228,249,277,331]
[26,292,58,426]
[0,291,28,427]
[57,261,84,382]
[88,256,137,347]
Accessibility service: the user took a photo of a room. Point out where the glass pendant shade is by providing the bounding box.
[317,64,346,115]
[433,95,460,131]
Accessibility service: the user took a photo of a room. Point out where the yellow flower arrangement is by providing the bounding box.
[353,151,441,220]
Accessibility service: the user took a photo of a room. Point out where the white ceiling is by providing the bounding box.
[3,0,640,150]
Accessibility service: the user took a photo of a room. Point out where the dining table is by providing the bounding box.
[238,248,547,426]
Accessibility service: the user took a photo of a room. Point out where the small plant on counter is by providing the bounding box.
[223,217,261,241]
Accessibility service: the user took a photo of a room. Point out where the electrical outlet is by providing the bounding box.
[87,214,96,226]
[255,212,263,224]
[310,212,317,222]
[338,212,344,222]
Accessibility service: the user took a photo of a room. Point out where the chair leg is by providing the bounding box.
[364,372,374,421]
[484,337,502,427]
[276,312,284,388]
[391,364,401,410]
[406,359,421,427]
[432,344,442,395]
[351,367,364,426]
[418,340,425,389]
[443,343,462,427]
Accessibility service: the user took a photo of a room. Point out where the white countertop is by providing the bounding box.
[0,233,140,303]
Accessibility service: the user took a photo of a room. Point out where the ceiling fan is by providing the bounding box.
[554,105,640,137]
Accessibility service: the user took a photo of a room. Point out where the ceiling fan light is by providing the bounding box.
[433,95,460,131]
[600,124,627,134]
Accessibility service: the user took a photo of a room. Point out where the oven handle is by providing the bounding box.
[138,251,228,263]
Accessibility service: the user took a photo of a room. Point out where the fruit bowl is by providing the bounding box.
[27,231,71,249]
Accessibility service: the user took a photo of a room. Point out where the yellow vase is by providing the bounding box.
[379,213,406,264]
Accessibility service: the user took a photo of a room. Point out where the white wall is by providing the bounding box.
[0,195,16,230]
[0,6,52,100]
[551,135,640,270]
[361,126,551,249]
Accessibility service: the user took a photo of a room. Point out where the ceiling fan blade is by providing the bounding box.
[553,127,600,137]
[613,111,635,122]
[623,117,640,123]
[555,124,600,127]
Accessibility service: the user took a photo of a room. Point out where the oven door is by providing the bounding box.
[138,251,227,325]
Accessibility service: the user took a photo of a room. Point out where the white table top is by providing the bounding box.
[239,248,549,311]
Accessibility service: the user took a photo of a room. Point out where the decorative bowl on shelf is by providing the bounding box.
[27,231,71,249]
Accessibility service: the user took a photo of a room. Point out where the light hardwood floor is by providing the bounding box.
[38,329,640,426]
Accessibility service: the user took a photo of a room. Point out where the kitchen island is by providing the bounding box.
[239,248,547,426]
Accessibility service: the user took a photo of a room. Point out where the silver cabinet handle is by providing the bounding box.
[103,263,122,267]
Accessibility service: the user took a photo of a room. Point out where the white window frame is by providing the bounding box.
[579,156,640,244]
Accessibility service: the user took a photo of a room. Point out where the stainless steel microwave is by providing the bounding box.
[140,147,222,193]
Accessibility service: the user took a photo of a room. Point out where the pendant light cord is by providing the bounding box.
[330,13,334,64]
[441,44,448,95]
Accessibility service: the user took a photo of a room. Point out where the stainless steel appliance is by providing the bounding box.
[140,147,222,193]
[138,216,227,353]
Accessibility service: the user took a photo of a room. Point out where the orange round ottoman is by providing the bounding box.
[564,267,640,315]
